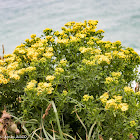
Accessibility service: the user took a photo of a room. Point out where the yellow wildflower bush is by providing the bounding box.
[0,20,140,139]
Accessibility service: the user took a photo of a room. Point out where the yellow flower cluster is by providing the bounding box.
[82,59,95,66]
[100,92,109,103]
[113,95,122,102]
[100,94,128,111]
[105,77,114,84]
[64,21,75,27]
[55,67,64,75]
[117,52,125,59]
[17,68,26,75]
[88,20,98,26]
[62,90,68,96]
[93,49,101,55]
[76,33,86,38]
[105,99,118,110]
[69,36,80,43]
[46,75,55,81]
[9,71,20,80]
[43,28,52,33]
[46,36,54,42]
[60,60,67,66]
[25,67,36,72]
[111,72,121,78]
[104,53,112,59]
[105,44,111,49]
[96,55,110,64]
[134,91,140,96]
[0,67,7,74]
[96,29,105,33]
[7,62,19,70]
[118,103,129,111]
[83,94,93,101]
[124,86,134,94]
[0,60,5,66]
[4,54,16,63]
[0,74,8,84]
[114,40,121,46]
[57,39,69,44]
[26,80,37,90]
[37,82,54,95]
[30,34,36,39]
[13,47,26,55]
[43,52,54,59]
[130,120,136,127]
[79,47,93,54]
[87,40,94,46]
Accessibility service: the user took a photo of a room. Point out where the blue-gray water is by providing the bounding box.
[0,0,140,87]
[0,0,140,54]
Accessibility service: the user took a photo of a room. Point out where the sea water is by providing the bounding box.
[0,0,140,54]
[0,0,140,87]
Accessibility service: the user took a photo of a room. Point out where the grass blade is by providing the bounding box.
[88,121,96,140]
[42,121,50,140]
[74,106,88,139]
[51,101,64,140]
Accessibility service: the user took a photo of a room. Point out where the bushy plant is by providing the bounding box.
[0,20,140,139]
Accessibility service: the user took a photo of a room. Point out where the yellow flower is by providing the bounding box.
[119,103,128,111]
[25,38,30,42]
[96,29,105,33]
[124,87,134,94]
[11,74,20,80]
[87,40,94,46]
[26,67,36,72]
[134,91,140,96]
[37,82,53,94]
[79,47,93,54]
[111,72,121,78]
[60,60,67,66]
[83,94,93,101]
[69,36,79,43]
[0,77,8,84]
[94,49,101,54]
[130,120,136,127]
[43,28,52,33]
[65,21,75,27]
[62,90,68,96]
[76,33,86,38]
[105,99,118,110]
[43,52,54,58]
[105,77,114,84]
[117,52,125,59]
[95,55,110,64]
[48,89,53,94]
[57,39,69,44]
[40,57,46,62]
[30,34,36,39]
[26,80,37,90]
[55,68,64,73]
[47,47,53,52]
[37,92,42,96]
[114,40,121,46]
[46,75,55,81]
[88,20,98,26]
[46,36,53,40]
[100,92,109,103]
[7,62,19,70]
[113,95,122,102]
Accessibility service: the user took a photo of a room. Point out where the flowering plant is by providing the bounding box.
[0,20,140,139]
